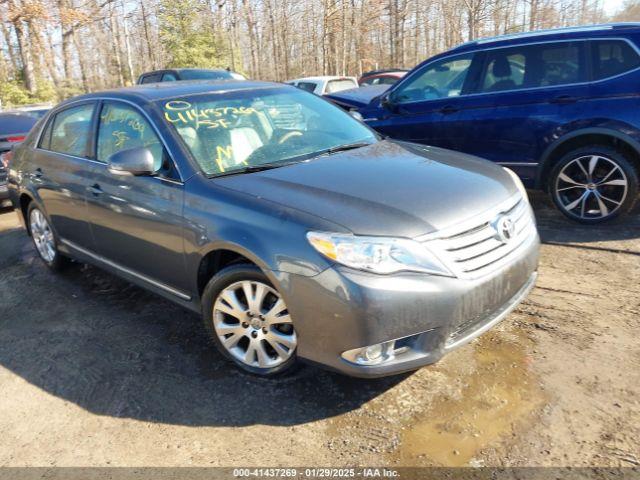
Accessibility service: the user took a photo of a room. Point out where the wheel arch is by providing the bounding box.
[195,243,279,300]
[537,128,640,190]
[18,192,35,235]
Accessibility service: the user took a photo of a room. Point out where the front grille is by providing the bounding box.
[423,195,535,279]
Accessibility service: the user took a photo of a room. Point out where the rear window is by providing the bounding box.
[297,82,317,92]
[591,40,640,80]
[325,79,358,94]
[140,73,162,84]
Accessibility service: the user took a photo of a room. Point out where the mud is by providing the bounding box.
[0,192,639,467]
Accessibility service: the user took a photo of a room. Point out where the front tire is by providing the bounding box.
[201,264,298,376]
[27,204,68,271]
[549,146,638,224]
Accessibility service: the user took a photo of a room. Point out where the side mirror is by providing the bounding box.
[107,147,156,176]
[349,110,364,122]
[380,93,397,112]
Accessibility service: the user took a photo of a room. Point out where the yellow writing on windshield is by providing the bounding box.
[164,100,256,128]
[215,145,233,172]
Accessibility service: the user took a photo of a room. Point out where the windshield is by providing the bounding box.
[179,69,234,81]
[159,87,376,176]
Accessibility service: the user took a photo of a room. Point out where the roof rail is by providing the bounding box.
[456,23,640,48]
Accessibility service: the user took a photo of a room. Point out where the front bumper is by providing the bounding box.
[278,231,539,378]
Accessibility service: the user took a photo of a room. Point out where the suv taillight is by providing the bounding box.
[6,135,26,143]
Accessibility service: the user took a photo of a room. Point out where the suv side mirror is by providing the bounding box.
[107,147,156,176]
[380,93,397,112]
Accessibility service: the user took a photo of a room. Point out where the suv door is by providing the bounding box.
[85,100,189,294]
[368,53,478,148]
[31,102,97,248]
[449,40,589,184]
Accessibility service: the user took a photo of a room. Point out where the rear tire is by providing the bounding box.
[201,264,298,377]
[549,146,638,224]
[27,203,69,271]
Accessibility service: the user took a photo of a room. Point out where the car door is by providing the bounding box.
[30,101,97,248]
[367,53,478,149]
[85,100,189,293]
[449,40,590,184]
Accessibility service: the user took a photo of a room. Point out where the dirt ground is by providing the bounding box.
[0,192,638,468]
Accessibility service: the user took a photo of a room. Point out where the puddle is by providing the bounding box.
[394,330,546,466]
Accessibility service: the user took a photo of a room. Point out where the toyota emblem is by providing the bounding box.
[494,216,516,243]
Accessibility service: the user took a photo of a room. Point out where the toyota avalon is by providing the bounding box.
[7,81,539,377]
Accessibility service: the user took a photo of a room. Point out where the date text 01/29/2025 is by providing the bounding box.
[232,468,400,478]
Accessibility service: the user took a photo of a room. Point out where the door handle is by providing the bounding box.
[438,105,459,114]
[88,184,103,196]
[550,95,578,105]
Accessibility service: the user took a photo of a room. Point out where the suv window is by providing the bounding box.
[591,40,640,80]
[47,103,94,157]
[479,42,585,93]
[97,102,164,171]
[392,54,473,103]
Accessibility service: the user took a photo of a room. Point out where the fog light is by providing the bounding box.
[364,344,383,362]
[342,340,396,366]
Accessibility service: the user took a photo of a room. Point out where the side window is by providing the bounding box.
[592,40,640,80]
[97,102,164,172]
[161,72,178,82]
[481,52,525,92]
[479,42,585,93]
[392,54,473,103]
[48,103,94,157]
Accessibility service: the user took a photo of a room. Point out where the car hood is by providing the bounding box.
[215,141,518,238]
[325,85,388,108]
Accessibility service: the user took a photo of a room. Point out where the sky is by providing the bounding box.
[602,0,626,15]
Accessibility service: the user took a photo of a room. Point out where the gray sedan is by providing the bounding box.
[7,81,539,377]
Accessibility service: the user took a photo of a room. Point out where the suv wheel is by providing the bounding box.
[202,264,298,376]
[549,146,639,224]
[27,204,68,271]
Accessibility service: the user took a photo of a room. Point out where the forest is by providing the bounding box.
[1,0,639,107]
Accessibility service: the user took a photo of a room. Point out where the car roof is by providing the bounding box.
[57,80,285,107]
[289,76,356,82]
[449,23,640,54]
[142,68,230,75]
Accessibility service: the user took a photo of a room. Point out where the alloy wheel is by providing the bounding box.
[554,155,628,220]
[29,209,56,263]
[212,280,296,370]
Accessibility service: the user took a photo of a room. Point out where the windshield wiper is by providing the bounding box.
[210,162,295,178]
[324,141,374,155]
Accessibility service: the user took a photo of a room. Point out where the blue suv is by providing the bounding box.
[327,24,640,223]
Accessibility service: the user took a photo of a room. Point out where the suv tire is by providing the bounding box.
[549,145,638,224]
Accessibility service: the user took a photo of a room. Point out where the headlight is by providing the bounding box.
[307,232,454,276]
[503,167,529,203]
